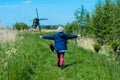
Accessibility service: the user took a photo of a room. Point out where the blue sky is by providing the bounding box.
[0,0,99,28]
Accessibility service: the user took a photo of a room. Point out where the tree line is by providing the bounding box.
[12,23,59,30]
[64,0,120,60]
[12,0,119,50]
[65,0,120,46]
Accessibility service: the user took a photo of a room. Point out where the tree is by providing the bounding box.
[74,5,87,36]
[92,0,115,45]
[13,22,29,30]
[102,0,115,43]
[64,22,79,34]
[84,12,93,36]
[92,2,104,45]
[13,22,20,30]
[113,0,120,42]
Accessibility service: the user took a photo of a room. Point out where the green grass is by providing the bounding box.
[0,32,120,80]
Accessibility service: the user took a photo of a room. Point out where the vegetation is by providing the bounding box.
[92,0,115,45]
[1,0,120,80]
[64,21,79,34]
[65,0,120,45]
[111,41,120,53]
[74,5,89,36]
[13,22,29,31]
[64,0,120,59]
[41,25,58,29]
[0,32,120,80]
[93,43,101,53]
[0,29,17,45]
[111,41,120,60]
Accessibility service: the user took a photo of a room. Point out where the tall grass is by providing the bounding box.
[0,29,17,64]
[78,37,95,51]
[0,29,17,48]
[0,32,120,80]
[0,29,18,80]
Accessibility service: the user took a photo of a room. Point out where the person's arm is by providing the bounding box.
[39,35,55,40]
[65,34,80,39]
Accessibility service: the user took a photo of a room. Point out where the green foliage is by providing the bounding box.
[74,5,94,37]
[111,41,120,52]
[110,41,120,60]
[72,0,120,44]
[64,23,71,34]
[41,25,58,29]
[92,1,106,45]
[74,5,87,36]
[92,0,120,45]
[13,22,29,30]
[74,5,87,27]
[84,12,93,36]
[64,22,79,34]
[1,32,120,80]
[113,0,120,41]
[93,43,101,53]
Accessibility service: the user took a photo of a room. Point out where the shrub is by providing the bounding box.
[13,22,29,31]
[110,41,120,60]
[93,43,101,53]
[111,41,120,52]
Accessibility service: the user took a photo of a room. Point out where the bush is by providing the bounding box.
[110,41,120,60]
[111,41,120,52]
[13,22,29,31]
[93,43,101,53]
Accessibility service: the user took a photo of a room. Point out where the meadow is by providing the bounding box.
[0,31,120,80]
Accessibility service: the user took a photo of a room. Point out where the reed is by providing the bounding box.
[0,29,17,47]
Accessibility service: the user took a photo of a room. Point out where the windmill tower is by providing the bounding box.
[32,8,48,31]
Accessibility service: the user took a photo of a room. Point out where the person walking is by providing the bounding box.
[39,26,80,69]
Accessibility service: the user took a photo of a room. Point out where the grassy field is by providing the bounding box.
[0,32,120,80]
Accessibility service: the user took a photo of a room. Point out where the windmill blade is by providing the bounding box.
[39,18,48,20]
[36,8,39,19]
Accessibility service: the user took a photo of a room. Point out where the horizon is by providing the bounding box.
[0,0,103,28]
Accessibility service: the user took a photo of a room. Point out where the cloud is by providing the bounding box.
[23,0,32,5]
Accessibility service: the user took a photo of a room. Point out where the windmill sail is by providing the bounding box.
[31,8,48,31]
[36,8,39,19]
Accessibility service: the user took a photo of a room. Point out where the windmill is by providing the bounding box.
[32,8,48,31]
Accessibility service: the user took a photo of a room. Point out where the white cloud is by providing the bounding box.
[23,0,32,5]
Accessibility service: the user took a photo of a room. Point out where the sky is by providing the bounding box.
[0,0,100,28]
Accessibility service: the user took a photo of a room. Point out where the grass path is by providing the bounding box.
[23,32,120,80]
[1,32,120,80]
